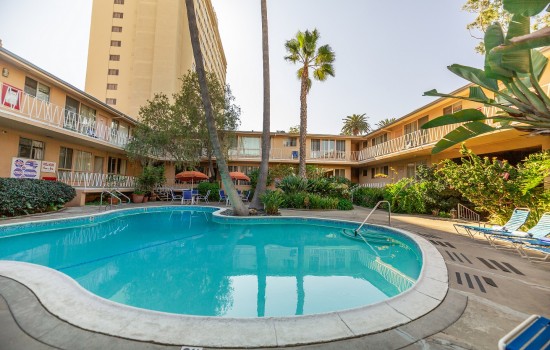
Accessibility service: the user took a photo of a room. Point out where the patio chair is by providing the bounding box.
[498,314,550,349]
[170,188,182,201]
[181,190,193,205]
[241,190,250,202]
[486,212,550,249]
[154,188,170,201]
[219,190,227,203]
[454,208,530,239]
[517,244,550,263]
[196,190,211,204]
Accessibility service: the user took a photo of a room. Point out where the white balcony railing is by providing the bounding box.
[357,124,462,162]
[0,82,129,148]
[57,171,135,189]
[228,147,353,162]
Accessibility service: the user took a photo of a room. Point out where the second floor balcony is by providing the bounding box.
[0,82,129,148]
[228,147,354,162]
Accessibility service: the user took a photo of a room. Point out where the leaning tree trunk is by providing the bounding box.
[298,65,309,179]
[250,0,271,210]
[185,0,248,216]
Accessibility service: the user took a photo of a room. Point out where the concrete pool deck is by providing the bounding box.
[0,203,549,349]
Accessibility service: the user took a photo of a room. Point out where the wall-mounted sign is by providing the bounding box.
[1,83,21,110]
[41,161,56,173]
[11,157,41,179]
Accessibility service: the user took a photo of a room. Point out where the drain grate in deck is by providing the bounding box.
[455,272,498,293]
[477,258,524,275]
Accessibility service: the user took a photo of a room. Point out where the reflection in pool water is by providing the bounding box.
[0,209,421,317]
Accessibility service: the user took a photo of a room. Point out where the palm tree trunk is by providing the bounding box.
[250,0,271,210]
[298,66,309,179]
[185,0,248,216]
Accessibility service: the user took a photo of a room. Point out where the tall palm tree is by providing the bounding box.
[376,117,397,129]
[184,0,248,216]
[285,29,335,178]
[250,0,271,210]
[340,113,370,136]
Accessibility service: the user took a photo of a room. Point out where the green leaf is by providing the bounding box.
[501,14,531,73]
[484,24,513,79]
[503,0,550,16]
[469,86,490,101]
[531,49,549,80]
[424,89,491,104]
[422,109,487,129]
[431,122,498,154]
[491,27,550,54]
[447,64,499,91]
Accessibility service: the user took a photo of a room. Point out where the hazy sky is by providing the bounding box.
[0,0,484,134]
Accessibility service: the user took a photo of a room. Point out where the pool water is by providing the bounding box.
[0,209,422,317]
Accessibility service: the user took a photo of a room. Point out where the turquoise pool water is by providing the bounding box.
[0,208,422,317]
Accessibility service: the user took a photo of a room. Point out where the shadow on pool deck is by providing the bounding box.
[0,203,548,349]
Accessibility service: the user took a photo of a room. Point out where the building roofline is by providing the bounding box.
[0,46,138,125]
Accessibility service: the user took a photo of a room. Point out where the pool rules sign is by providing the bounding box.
[10,157,41,179]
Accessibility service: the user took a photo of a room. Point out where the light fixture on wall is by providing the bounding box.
[1,68,8,77]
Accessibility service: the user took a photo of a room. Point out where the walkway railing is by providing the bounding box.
[457,203,481,222]
[57,171,136,189]
[0,82,129,148]
[228,147,354,162]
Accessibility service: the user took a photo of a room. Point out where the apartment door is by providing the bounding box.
[94,157,104,173]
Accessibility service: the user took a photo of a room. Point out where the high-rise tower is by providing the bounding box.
[85,0,226,118]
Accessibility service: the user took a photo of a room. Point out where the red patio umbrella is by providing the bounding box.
[175,170,209,187]
[229,171,250,182]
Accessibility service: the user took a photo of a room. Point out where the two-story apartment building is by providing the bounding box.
[0,46,139,205]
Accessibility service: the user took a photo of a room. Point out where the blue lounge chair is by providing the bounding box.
[486,213,550,249]
[218,190,227,203]
[181,190,193,205]
[454,208,530,239]
[499,314,550,349]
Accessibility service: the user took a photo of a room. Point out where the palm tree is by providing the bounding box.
[285,29,335,178]
[376,117,397,129]
[184,0,248,216]
[250,0,271,210]
[340,113,370,136]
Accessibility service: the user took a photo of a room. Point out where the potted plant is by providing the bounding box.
[132,189,145,203]
[136,165,166,201]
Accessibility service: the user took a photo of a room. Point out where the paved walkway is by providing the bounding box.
[0,203,548,349]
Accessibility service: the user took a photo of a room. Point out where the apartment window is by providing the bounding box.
[112,26,122,32]
[283,137,297,147]
[24,77,50,102]
[113,12,123,18]
[239,137,260,157]
[362,169,368,177]
[311,139,320,158]
[443,102,462,115]
[107,84,118,90]
[64,96,80,131]
[108,157,126,174]
[371,166,389,179]
[18,138,45,160]
[75,151,93,172]
[108,69,119,75]
[81,105,96,136]
[110,40,122,47]
[334,169,346,178]
[336,140,346,159]
[109,55,120,61]
[106,98,117,105]
[372,133,388,146]
[228,165,238,172]
[59,147,73,170]
[114,0,124,3]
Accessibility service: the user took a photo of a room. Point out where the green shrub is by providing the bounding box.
[308,194,339,210]
[0,178,76,217]
[261,190,285,215]
[248,168,274,191]
[337,198,354,210]
[136,165,165,194]
[277,175,308,194]
[282,192,307,209]
[384,179,427,214]
[352,187,385,207]
[197,182,220,201]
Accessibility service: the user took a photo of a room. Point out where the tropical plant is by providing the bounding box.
[423,0,550,154]
[197,181,221,201]
[276,175,309,194]
[285,29,335,178]
[462,0,550,53]
[341,113,371,136]
[250,0,271,210]
[288,125,300,134]
[185,0,247,215]
[375,117,397,129]
[248,168,274,191]
[261,190,285,215]
[136,165,166,195]
[352,187,385,208]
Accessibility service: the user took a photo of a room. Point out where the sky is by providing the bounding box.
[0,0,484,134]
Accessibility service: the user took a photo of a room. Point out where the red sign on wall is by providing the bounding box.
[2,83,22,110]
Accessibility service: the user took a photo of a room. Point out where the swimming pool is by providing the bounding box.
[0,206,448,347]
[0,206,421,317]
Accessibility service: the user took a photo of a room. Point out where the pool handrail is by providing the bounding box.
[355,200,391,234]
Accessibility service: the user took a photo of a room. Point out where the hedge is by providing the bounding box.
[0,178,76,217]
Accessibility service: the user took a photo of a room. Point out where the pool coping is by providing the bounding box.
[0,205,448,348]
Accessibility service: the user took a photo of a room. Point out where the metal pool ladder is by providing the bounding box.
[352,200,391,235]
